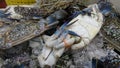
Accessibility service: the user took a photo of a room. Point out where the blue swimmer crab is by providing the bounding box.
[37,2,112,67]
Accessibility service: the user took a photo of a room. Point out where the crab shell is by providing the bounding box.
[38,4,104,67]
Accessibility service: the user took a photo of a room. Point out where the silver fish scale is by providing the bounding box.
[8,22,37,41]
[0,21,42,49]
[14,7,47,17]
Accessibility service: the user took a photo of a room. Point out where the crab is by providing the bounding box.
[36,2,112,67]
